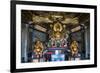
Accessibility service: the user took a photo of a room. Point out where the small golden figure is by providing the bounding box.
[70,40,78,57]
[34,40,44,58]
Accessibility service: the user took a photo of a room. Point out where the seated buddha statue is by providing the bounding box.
[53,22,63,39]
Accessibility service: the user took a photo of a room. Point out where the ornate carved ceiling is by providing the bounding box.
[21,10,90,29]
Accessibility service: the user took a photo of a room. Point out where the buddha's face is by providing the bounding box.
[36,41,40,45]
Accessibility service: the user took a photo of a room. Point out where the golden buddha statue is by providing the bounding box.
[70,40,78,56]
[34,40,43,57]
[53,22,63,38]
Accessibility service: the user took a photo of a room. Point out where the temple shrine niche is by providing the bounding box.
[21,10,90,63]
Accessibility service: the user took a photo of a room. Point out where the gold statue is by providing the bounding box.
[70,40,78,56]
[34,40,43,57]
[53,22,63,38]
